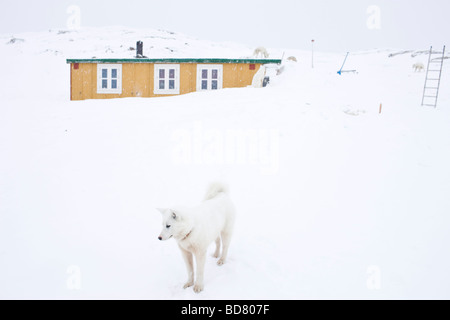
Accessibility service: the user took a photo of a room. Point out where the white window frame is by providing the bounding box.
[97,64,122,94]
[154,64,180,95]
[196,64,223,91]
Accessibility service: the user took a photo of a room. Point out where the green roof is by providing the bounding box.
[66,58,282,64]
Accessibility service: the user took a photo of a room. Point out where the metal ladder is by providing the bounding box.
[421,46,446,108]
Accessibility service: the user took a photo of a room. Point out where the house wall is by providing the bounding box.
[70,62,262,100]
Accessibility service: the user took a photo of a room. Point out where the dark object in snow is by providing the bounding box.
[136,41,143,57]
[7,37,25,45]
[136,41,147,58]
[388,50,413,58]
[263,76,270,87]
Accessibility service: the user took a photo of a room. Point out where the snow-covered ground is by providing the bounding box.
[1,27,449,299]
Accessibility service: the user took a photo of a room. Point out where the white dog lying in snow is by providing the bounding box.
[158,182,236,293]
[413,62,425,72]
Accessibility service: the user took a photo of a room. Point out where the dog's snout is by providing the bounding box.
[158,236,162,241]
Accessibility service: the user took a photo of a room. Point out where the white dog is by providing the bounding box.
[157,182,236,293]
[413,62,425,72]
[253,46,269,58]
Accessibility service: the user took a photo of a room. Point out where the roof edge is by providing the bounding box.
[66,58,282,64]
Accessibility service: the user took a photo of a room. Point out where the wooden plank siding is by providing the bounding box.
[68,59,281,101]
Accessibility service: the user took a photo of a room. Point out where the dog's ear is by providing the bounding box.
[156,208,166,214]
[172,211,177,220]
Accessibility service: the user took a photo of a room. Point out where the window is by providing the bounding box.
[197,65,223,91]
[97,64,122,94]
[154,64,180,95]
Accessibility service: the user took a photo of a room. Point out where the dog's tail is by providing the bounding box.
[204,182,229,201]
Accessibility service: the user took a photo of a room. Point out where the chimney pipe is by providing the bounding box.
[136,41,143,58]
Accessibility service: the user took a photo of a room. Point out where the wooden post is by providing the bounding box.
[379,103,382,114]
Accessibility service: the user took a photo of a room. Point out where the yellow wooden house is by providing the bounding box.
[66,58,281,101]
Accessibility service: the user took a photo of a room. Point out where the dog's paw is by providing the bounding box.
[217,258,225,266]
[213,252,220,258]
[183,281,194,289]
[193,283,204,293]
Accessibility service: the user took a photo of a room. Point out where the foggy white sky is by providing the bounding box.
[1,0,449,52]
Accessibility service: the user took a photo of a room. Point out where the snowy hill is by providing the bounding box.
[1,27,449,299]
[0,26,256,59]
